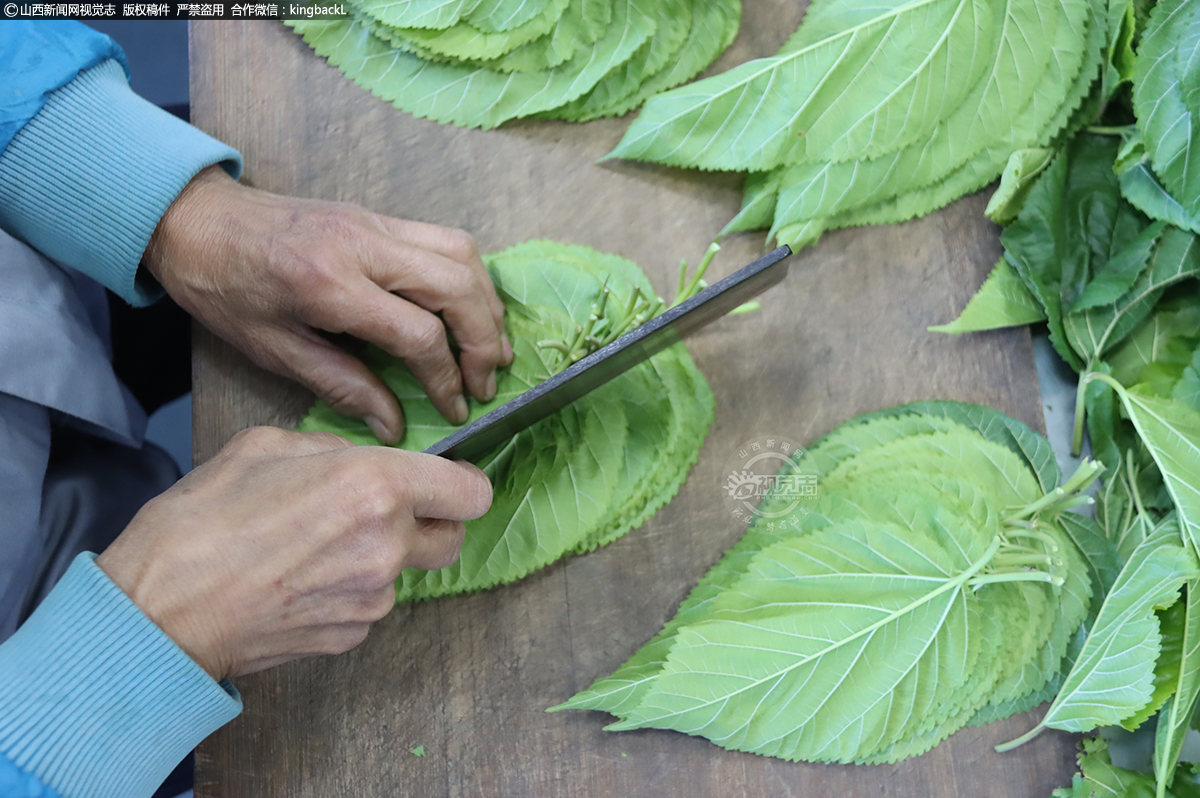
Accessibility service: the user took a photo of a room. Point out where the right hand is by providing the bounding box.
[95,427,492,681]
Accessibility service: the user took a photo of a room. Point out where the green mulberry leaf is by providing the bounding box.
[1001,527,1198,745]
[985,147,1058,224]
[1132,0,1200,218]
[362,0,568,62]
[1120,161,1200,235]
[928,258,1048,334]
[610,0,1078,172]
[1155,580,1200,792]
[352,0,485,30]
[606,518,1001,763]
[288,0,654,130]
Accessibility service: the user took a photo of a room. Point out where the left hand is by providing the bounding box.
[143,166,512,444]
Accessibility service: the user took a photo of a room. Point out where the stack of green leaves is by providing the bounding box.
[298,240,715,601]
[284,0,741,128]
[552,402,1178,765]
[929,5,1200,786]
[603,0,1128,250]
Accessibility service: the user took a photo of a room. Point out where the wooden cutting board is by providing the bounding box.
[190,14,1079,797]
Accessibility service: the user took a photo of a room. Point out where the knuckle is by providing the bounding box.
[227,425,291,455]
[319,379,374,416]
[442,228,480,264]
[346,472,399,523]
[408,315,448,357]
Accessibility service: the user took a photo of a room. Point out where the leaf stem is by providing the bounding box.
[1007,488,1067,521]
[970,571,1063,588]
[672,243,720,307]
[1127,450,1149,521]
[991,553,1057,569]
[1072,369,1090,458]
[995,721,1047,752]
[1001,526,1061,551]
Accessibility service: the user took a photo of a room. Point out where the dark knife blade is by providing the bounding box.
[425,245,792,462]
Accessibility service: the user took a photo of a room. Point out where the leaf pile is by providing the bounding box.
[285,0,741,128]
[298,240,715,600]
[930,2,1200,788]
[553,402,1137,765]
[604,0,1122,250]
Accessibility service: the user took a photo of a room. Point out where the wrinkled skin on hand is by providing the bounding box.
[143,165,513,444]
[96,427,492,681]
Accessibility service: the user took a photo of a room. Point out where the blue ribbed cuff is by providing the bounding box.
[0,59,243,306]
[0,553,241,798]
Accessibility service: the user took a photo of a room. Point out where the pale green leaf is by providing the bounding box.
[607,518,1000,763]
[548,0,689,121]
[851,399,1063,492]
[483,0,611,73]
[1117,385,1200,554]
[289,0,654,130]
[985,147,1057,224]
[929,258,1047,333]
[780,0,1104,242]
[1010,528,1198,740]
[1132,0,1200,217]
[763,0,1092,239]
[552,0,739,120]
[610,0,1081,172]
[352,0,484,30]
[364,0,567,62]
[467,0,553,33]
[1155,581,1200,792]
[719,171,780,236]
[1122,599,1187,730]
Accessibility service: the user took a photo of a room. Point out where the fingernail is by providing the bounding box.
[485,370,497,402]
[365,415,393,443]
[454,394,470,424]
[502,334,513,365]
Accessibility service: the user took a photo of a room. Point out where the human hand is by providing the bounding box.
[95,427,492,681]
[143,166,513,444]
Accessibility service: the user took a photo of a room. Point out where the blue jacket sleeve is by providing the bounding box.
[0,22,126,153]
[0,22,243,306]
[0,554,242,798]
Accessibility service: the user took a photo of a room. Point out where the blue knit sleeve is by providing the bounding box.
[0,753,60,798]
[0,553,242,798]
[0,26,243,306]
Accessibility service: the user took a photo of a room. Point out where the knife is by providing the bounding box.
[425,245,793,462]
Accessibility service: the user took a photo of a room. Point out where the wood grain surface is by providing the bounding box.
[190,14,1079,797]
